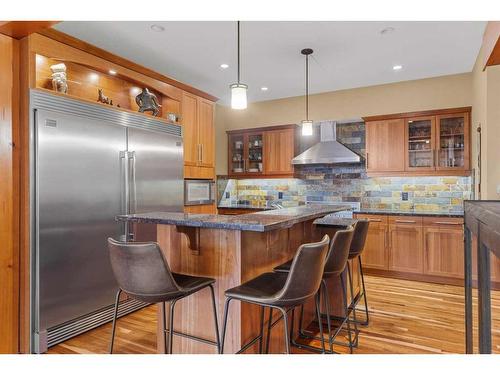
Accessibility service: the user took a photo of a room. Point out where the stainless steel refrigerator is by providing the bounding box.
[30,90,183,352]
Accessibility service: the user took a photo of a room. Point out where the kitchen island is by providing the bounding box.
[117,205,358,354]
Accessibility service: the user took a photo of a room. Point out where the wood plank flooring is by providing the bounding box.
[48,275,500,354]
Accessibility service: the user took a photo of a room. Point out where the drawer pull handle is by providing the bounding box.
[434,221,462,225]
[368,219,382,222]
[395,220,416,224]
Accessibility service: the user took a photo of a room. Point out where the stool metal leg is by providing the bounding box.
[358,257,370,326]
[259,306,265,354]
[168,299,178,354]
[315,292,326,354]
[347,263,360,347]
[208,285,221,353]
[162,301,167,354]
[265,307,273,353]
[321,280,334,353]
[109,289,122,354]
[220,297,232,354]
[341,274,354,353]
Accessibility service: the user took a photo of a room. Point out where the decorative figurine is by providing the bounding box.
[97,88,112,105]
[135,88,161,116]
[50,63,68,94]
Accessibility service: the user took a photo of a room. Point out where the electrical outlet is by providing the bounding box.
[278,192,284,199]
[402,192,409,201]
[225,192,230,199]
[497,185,500,195]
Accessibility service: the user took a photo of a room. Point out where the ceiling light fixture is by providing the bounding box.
[150,24,165,32]
[261,87,268,91]
[393,65,403,71]
[109,69,117,75]
[380,27,395,35]
[230,21,248,110]
[301,48,314,136]
[220,63,229,69]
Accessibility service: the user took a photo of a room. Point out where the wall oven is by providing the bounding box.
[184,179,215,206]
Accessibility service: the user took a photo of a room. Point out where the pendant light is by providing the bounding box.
[230,21,248,109]
[301,48,313,136]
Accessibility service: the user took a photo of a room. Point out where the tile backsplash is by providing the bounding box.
[218,121,472,213]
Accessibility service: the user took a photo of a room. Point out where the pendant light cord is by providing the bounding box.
[237,21,240,84]
[305,53,309,121]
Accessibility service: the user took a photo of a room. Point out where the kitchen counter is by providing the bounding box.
[217,203,275,211]
[355,209,464,217]
[117,204,351,232]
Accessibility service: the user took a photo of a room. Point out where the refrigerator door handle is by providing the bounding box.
[129,151,137,215]
[119,150,130,241]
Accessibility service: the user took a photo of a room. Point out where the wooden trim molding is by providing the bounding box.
[37,28,218,102]
[226,124,298,135]
[363,106,472,122]
[0,21,59,39]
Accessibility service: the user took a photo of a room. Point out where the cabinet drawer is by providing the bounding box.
[423,216,463,226]
[354,214,388,224]
[388,216,423,226]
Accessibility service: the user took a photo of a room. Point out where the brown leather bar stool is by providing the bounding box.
[346,219,370,329]
[107,238,221,354]
[219,235,330,354]
[274,226,355,354]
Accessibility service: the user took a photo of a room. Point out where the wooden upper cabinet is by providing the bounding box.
[227,125,296,178]
[181,92,215,179]
[364,107,471,176]
[182,92,199,167]
[197,98,215,168]
[388,216,424,274]
[263,128,295,176]
[365,119,405,173]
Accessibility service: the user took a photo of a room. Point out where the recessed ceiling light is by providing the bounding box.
[380,27,395,35]
[150,24,165,32]
[261,87,268,91]
[220,63,229,69]
[393,65,403,71]
[109,69,117,75]
[89,73,99,82]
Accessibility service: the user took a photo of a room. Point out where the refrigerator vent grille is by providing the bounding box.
[31,89,182,137]
[46,299,149,349]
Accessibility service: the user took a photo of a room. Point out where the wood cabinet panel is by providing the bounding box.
[184,204,216,214]
[365,119,405,173]
[182,92,199,167]
[197,98,215,168]
[355,214,389,270]
[424,224,464,278]
[388,218,424,274]
[263,128,294,175]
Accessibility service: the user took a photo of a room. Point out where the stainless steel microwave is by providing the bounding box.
[184,179,215,206]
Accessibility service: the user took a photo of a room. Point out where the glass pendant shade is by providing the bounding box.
[230,83,248,110]
[301,120,313,136]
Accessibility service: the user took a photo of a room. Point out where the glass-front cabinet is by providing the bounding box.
[436,114,468,171]
[228,132,264,176]
[406,116,435,171]
[405,112,469,172]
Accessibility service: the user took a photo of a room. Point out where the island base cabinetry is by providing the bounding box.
[154,221,358,354]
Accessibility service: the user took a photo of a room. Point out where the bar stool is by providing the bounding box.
[346,219,370,328]
[107,238,221,354]
[219,235,330,354]
[274,226,355,353]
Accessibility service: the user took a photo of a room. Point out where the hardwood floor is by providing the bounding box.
[48,275,500,354]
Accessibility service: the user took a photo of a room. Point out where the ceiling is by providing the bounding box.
[54,21,486,105]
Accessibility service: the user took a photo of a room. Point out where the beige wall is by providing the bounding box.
[215,73,473,175]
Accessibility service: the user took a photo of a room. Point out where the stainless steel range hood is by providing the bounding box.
[292,121,362,165]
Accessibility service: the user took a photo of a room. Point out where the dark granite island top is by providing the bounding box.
[116,204,351,232]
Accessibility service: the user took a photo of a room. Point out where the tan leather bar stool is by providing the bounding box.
[107,238,221,354]
[219,235,330,354]
[274,226,355,353]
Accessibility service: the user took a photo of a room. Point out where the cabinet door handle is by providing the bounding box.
[198,144,202,163]
[384,230,388,249]
[395,219,416,224]
[366,152,369,169]
[200,144,203,162]
[434,221,462,226]
[368,218,382,222]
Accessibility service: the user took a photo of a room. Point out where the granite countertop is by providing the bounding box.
[354,209,464,218]
[217,203,275,211]
[116,204,352,232]
[313,217,358,228]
